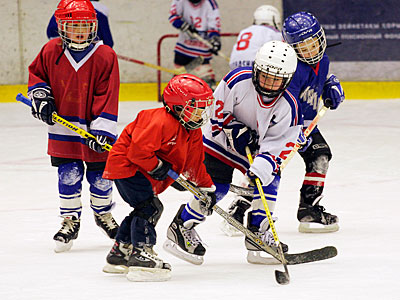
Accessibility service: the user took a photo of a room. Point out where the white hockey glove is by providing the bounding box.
[198,186,217,216]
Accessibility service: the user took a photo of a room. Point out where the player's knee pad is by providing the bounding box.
[311,154,330,174]
[193,64,215,79]
[86,170,113,193]
[131,196,164,227]
[58,162,84,218]
[87,170,113,214]
[58,161,84,188]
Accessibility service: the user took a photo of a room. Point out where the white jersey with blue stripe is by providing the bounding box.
[203,67,302,186]
[229,25,282,70]
[169,0,220,59]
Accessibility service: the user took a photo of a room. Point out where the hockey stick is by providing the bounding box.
[246,147,290,285]
[16,93,113,151]
[280,105,329,171]
[166,169,288,263]
[191,32,231,62]
[229,105,329,197]
[117,54,204,75]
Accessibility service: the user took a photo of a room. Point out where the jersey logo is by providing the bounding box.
[167,135,177,146]
[299,86,319,110]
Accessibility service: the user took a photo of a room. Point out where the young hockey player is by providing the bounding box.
[163,40,302,265]
[28,0,119,253]
[282,11,344,233]
[225,12,345,235]
[169,0,221,89]
[47,0,114,48]
[219,4,283,236]
[102,74,215,282]
[229,5,282,70]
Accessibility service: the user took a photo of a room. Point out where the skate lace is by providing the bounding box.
[97,213,118,229]
[182,227,202,246]
[58,218,77,234]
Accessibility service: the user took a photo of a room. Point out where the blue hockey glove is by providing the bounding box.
[223,120,259,156]
[208,35,221,55]
[30,86,57,125]
[148,158,172,181]
[86,135,111,153]
[322,74,345,110]
[297,130,312,153]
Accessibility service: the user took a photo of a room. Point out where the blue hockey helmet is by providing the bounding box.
[282,12,326,65]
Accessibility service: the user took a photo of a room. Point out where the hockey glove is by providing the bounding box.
[148,158,172,181]
[30,86,57,125]
[198,186,217,216]
[223,120,259,156]
[86,134,111,153]
[180,21,198,37]
[322,74,345,110]
[297,130,312,153]
[208,35,221,55]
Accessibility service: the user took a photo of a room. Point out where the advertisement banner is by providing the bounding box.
[282,0,400,61]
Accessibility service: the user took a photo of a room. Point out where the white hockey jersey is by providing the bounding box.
[229,25,282,70]
[203,67,301,186]
[169,0,220,60]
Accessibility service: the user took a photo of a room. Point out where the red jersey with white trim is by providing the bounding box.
[203,67,302,186]
[28,38,119,162]
[229,25,282,70]
[103,107,213,194]
[169,0,221,60]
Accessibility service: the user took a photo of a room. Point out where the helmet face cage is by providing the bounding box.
[251,41,297,98]
[57,19,98,51]
[290,27,326,65]
[174,98,213,130]
[55,0,98,51]
[252,64,292,98]
[282,12,326,65]
[162,74,214,130]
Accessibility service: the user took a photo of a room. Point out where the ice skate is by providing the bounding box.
[219,195,252,237]
[126,246,171,282]
[94,212,119,239]
[53,216,80,253]
[245,222,288,265]
[103,241,132,274]
[163,204,206,265]
[297,196,339,233]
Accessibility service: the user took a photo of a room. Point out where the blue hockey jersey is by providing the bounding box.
[287,53,330,132]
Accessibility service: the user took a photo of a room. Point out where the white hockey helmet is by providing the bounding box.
[252,40,297,98]
[253,5,282,30]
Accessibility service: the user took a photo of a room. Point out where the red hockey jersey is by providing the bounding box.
[28,38,119,162]
[103,108,213,194]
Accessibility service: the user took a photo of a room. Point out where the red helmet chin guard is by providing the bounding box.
[163,74,214,130]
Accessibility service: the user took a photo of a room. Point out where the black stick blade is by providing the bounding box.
[275,270,290,285]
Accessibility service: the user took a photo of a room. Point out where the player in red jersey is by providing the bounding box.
[102,74,215,282]
[28,0,119,253]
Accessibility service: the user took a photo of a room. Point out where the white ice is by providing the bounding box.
[1,99,399,300]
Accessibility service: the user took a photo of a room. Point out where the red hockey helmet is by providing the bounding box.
[163,74,214,130]
[55,0,97,51]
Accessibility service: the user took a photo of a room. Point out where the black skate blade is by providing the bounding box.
[275,270,290,285]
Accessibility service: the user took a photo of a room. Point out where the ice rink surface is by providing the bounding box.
[1,99,399,300]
